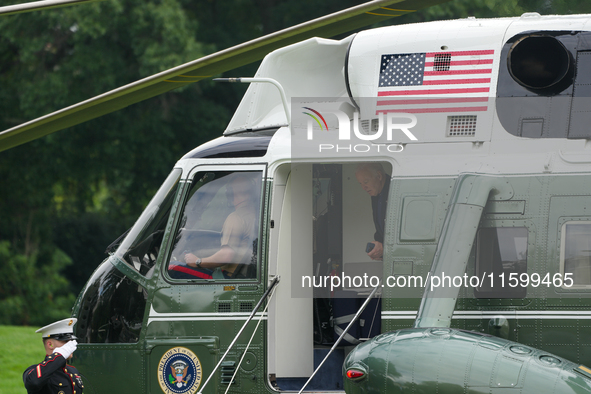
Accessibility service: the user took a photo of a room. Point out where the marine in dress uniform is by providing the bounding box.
[23,318,84,394]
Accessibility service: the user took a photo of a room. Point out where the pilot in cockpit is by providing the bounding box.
[170,174,257,279]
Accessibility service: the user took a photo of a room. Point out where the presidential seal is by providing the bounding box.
[158,347,202,394]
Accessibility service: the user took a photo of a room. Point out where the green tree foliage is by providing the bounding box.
[0,0,222,322]
[0,0,590,325]
[0,241,75,325]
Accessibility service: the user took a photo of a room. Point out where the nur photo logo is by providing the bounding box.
[301,106,418,142]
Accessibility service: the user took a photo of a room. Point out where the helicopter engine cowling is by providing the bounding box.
[343,328,591,394]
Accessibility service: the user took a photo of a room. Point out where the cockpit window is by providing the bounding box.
[167,170,262,281]
[114,169,182,278]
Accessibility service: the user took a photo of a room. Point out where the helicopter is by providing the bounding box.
[5,0,591,394]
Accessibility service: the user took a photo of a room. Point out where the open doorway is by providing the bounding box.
[269,161,391,391]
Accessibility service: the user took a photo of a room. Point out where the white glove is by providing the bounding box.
[55,340,77,359]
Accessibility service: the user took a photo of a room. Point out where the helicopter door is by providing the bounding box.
[268,164,314,383]
[147,165,267,394]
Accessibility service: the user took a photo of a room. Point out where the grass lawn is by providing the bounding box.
[0,325,46,394]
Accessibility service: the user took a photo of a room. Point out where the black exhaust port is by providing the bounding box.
[508,35,574,95]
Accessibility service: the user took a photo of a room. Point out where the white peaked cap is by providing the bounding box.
[36,318,78,340]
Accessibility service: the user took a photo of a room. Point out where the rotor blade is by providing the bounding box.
[0,0,451,152]
[0,0,105,16]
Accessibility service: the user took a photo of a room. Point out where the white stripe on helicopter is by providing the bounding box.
[382,311,591,320]
[147,305,267,325]
[149,308,591,325]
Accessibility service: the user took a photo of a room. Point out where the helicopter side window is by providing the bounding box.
[114,168,182,278]
[474,227,528,299]
[560,222,591,288]
[167,170,262,281]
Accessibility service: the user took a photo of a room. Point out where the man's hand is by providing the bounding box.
[368,241,383,261]
[185,253,199,266]
[55,340,77,360]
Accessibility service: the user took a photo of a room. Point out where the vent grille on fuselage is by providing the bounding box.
[447,115,477,137]
[434,53,452,71]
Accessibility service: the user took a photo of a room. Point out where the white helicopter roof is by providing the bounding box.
[225,13,591,136]
[214,13,591,178]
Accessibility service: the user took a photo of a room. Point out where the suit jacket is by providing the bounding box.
[371,177,390,244]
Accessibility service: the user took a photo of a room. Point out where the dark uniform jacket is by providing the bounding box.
[23,352,84,394]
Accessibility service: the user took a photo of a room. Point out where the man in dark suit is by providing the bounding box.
[355,163,390,260]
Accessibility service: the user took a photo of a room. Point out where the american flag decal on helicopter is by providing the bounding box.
[376,49,495,114]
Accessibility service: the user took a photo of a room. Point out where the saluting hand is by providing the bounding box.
[55,340,77,360]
